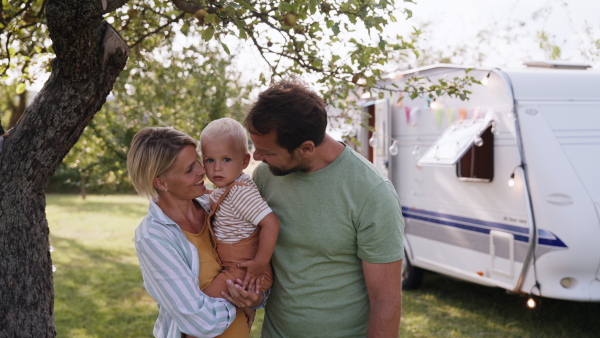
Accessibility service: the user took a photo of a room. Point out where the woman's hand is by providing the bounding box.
[221,279,263,308]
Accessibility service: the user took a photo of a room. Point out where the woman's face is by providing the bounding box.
[158,145,207,199]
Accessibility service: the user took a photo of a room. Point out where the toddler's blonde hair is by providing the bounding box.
[200,118,249,155]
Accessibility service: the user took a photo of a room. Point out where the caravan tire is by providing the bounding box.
[402,253,423,290]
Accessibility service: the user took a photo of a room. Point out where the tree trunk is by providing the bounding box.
[0,0,129,336]
[7,91,28,130]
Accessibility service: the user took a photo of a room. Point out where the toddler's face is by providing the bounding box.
[201,137,249,188]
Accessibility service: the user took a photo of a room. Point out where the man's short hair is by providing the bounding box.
[127,127,197,200]
[200,117,249,155]
[244,78,327,153]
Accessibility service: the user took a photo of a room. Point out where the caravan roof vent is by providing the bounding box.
[523,60,592,70]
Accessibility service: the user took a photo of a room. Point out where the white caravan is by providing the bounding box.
[349,62,600,302]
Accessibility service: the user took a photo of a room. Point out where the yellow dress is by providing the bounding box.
[183,226,249,338]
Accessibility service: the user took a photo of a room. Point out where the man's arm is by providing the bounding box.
[362,259,402,338]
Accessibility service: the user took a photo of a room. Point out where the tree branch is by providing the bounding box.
[104,0,129,13]
[128,13,185,49]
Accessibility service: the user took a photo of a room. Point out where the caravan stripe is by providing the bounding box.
[402,207,567,248]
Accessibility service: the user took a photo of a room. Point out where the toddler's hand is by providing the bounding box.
[238,259,267,292]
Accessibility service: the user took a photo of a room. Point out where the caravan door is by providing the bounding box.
[360,99,392,178]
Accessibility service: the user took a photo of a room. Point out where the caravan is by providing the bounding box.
[350,62,600,302]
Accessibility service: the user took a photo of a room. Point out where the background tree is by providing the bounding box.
[0,0,479,335]
[49,43,254,196]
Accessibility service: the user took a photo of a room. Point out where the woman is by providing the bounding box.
[127,127,264,338]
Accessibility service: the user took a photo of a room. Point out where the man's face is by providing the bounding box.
[249,131,308,176]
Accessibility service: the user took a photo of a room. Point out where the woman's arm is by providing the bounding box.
[136,233,236,337]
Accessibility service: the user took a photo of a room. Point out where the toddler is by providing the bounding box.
[200,117,279,301]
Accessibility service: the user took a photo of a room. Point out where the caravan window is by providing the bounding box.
[456,126,494,182]
[417,118,494,182]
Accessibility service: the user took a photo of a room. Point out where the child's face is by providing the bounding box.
[201,137,250,188]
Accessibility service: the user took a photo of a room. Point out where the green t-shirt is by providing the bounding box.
[254,145,405,337]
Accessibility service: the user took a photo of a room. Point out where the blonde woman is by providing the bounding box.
[127,127,263,338]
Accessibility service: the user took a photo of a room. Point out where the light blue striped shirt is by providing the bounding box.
[134,197,236,338]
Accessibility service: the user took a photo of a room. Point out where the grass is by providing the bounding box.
[47,194,600,337]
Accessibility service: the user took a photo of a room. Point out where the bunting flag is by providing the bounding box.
[436,109,443,128]
[459,108,468,120]
[410,107,420,127]
[405,106,411,124]
[472,107,481,120]
[446,108,455,126]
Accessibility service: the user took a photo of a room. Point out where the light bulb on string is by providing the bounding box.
[526,296,536,309]
[481,72,491,86]
[369,133,378,148]
[508,173,515,187]
[474,136,484,147]
[389,140,399,156]
[411,145,421,158]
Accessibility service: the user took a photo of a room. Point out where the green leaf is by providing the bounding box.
[204,14,218,24]
[332,23,340,35]
[202,27,215,41]
[238,27,247,39]
[221,43,230,55]
[15,83,26,95]
[280,2,294,12]
[309,0,318,14]
[235,0,257,12]
[378,37,386,50]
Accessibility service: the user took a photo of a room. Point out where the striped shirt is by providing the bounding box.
[134,197,237,338]
[209,173,272,244]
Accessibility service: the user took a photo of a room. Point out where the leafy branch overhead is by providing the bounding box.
[2,0,475,111]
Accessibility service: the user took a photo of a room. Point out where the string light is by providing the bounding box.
[361,105,508,158]
[508,173,515,187]
[368,132,378,148]
[388,140,399,156]
[430,99,443,110]
[481,73,491,86]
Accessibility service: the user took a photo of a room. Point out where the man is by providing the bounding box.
[244,78,405,337]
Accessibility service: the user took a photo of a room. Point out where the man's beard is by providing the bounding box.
[266,162,308,176]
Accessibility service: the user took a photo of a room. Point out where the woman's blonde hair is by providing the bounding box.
[127,127,197,200]
[200,117,249,155]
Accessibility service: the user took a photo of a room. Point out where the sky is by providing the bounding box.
[402,0,600,68]
[214,0,600,91]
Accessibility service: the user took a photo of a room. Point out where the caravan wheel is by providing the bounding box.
[402,254,423,290]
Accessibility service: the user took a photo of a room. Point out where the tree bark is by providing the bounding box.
[0,0,129,336]
[7,91,27,130]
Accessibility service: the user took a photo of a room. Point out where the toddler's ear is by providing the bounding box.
[243,153,251,169]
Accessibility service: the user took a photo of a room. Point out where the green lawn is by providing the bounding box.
[47,194,600,337]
